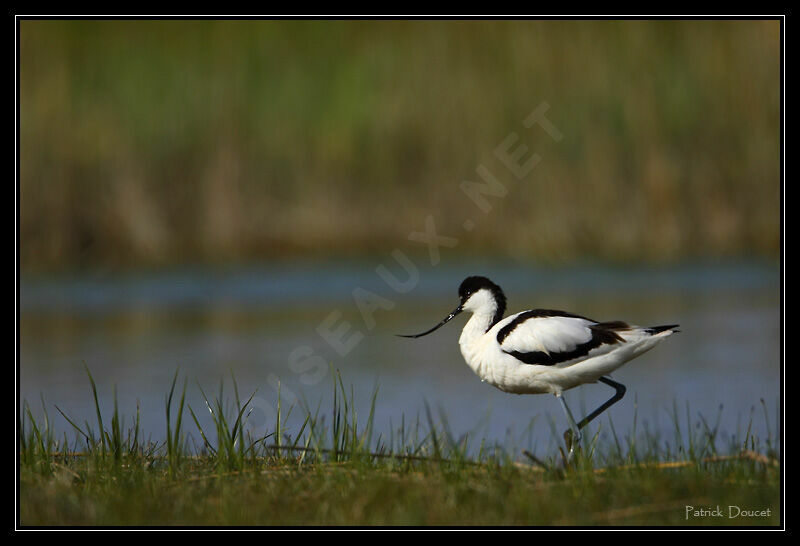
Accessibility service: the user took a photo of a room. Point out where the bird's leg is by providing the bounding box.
[562,377,627,456]
[556,393,582,460]
[575,377,627,432]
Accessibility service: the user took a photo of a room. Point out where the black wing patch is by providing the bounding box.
[496,309,596,345]
[645,324,680,334]
[503,321,625,366]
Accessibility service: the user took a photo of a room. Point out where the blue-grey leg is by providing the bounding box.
[563,376,627,455]
[556,393,582,459]
[576,377,627,431]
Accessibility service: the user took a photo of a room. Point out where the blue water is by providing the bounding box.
[19,260,780,458]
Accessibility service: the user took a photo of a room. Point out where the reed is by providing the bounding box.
[19,20,780,270]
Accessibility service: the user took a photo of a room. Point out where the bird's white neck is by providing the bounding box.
[458,309,497,379]
[458,309,497,346]
[456,287,505,374]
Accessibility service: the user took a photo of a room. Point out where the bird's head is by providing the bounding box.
[457,276,506,314]
[397,276,506,338]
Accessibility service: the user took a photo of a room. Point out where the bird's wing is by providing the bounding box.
[496,310,625,366]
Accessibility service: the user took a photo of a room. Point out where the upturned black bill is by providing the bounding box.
[396,305,463,338]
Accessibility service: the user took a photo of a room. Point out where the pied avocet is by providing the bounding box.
[398,276,679,459]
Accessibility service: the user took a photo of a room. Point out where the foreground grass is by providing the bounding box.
[19,369,780,527]
[20,457,779,526]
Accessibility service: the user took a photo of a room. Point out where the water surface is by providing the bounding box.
[20,261,780,457]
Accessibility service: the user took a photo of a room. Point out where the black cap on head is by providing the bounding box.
[458,276,507,326]
[458,276,501,299]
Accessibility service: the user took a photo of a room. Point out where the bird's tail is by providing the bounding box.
[645,324,680,335]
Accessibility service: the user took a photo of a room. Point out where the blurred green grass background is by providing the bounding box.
[19,20,780,270]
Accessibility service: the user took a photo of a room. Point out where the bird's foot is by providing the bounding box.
[563,428,582,452]
[562,429,583,467]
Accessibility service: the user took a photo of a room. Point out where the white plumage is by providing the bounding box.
[501,315,593,357]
